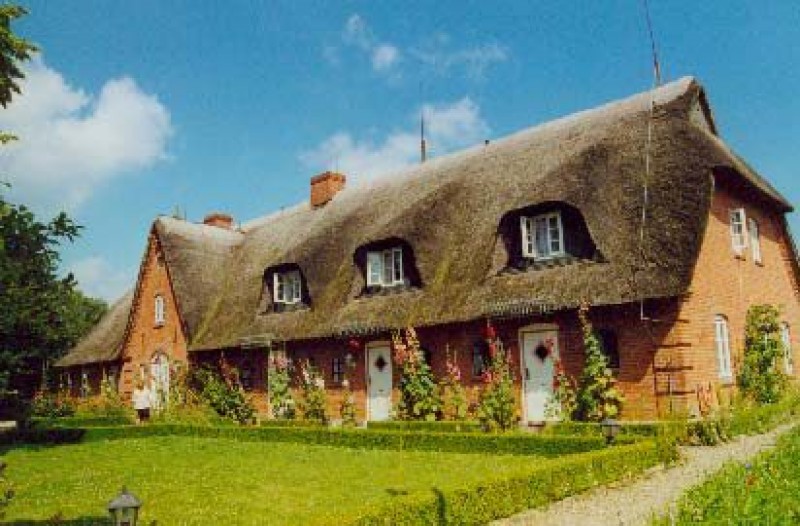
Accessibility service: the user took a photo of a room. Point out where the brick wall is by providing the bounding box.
[119,232,189,398]
[666,178,800,415]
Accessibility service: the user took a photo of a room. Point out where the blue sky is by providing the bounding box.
[2,1,799,302]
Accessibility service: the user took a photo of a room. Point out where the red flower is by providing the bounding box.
[488,342,497,359]
[483,321,497,340]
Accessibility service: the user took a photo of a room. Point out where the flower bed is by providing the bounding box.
[2,423,637,457]
[352,439,661,525]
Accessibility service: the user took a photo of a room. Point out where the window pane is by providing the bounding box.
[549,216,561,254]
[383,250,393,285]
[291,272,301,302]
[535,217,549,257]
[367,252,382,285]
[521,217,534,257]
[274,273,285,302]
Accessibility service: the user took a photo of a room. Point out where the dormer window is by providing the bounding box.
[274,270,302,304]
[367,248,404,287]
[521,212,564,259]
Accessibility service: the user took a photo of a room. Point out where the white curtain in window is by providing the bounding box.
[367,252,383,286]
[534,216,549,257]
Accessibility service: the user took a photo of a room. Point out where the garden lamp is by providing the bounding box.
[108,487,142,526]
[600,418,620,444]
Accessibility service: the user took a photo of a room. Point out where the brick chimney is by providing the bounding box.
[310,171,346,208]
[203,212,234,229]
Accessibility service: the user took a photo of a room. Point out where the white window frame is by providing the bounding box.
[273,270,302,304]
[714,315,733,381]
[729,208,747,255]
[366,248,404,287]
[154,295,165,325]
[781,323,793,375]
[520,212,565,260]
[748,217,762,264]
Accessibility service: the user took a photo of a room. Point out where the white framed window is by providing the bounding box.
[273,270,302,304]
[154,295,165,325]
[781,323,794,375]
[714,315,733,381]
[366,248,404,287]
[521,212,564,259]
[748,218,762,264]
[729,208,747,255]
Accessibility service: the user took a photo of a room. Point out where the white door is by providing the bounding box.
[367,345,392,421]
[150,353,170,410]
[521,329,558,422]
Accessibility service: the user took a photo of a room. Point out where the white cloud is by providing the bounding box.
[338,13,401,75]
[68,256,133,302]
[300,97,488,183]
[372,44,400,72]
[0,57,173,214]
[412,37,509,80]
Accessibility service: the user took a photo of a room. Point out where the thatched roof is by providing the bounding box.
[60,76,795,364]
[55,291,134,367]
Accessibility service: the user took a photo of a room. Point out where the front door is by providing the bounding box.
[367,345,392,421]
[521,329,558,422]
[150,353,170,410]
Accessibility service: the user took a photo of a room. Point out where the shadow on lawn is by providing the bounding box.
[2,516,110,525]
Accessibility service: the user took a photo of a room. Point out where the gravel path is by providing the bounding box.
[493,422,797,526]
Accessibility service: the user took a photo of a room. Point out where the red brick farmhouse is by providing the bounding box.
[56,77,800,421]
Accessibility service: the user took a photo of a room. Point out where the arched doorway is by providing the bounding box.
[150,352,170,410]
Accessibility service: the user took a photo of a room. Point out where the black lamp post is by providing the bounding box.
[600,418,621,444]
[108,487,142,526]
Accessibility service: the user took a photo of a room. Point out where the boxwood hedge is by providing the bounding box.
[2,423,636,456]
[351,439,662,525]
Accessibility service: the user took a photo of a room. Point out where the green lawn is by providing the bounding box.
[654,425,800,525]
[2,436,542,525]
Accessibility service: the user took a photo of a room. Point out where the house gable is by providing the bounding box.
[118,229,189,397]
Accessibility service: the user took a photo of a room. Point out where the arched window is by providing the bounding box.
[154,295,165,325]
[781,323,794,375]
[714,315,732,380]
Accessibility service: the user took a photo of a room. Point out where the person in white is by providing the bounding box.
[132,378,153,424]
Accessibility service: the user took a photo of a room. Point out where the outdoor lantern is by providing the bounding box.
[107,487,142,526]
[600,418,621,445]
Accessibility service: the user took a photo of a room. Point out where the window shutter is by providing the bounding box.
[748,218,761,263]
[520,217,534,257]
[367,252,382,286]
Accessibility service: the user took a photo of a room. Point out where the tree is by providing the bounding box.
[0,6,106,396]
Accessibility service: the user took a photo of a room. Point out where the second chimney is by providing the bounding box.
[203,212,234,229]
[310,171,346,208]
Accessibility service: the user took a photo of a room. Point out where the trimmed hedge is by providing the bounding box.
[367,421,483,433]
[543,421,663,437]
[30,415,134,428]
[259,419,328,429]
[351,439,662,525]
[3,423,636,456]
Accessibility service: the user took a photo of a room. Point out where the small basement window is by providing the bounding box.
[729,208,747,255]
[521,212,564,259]
[274,270,302,305]
[367,248,404,287]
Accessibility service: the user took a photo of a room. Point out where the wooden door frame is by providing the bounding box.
[365,340,392,421]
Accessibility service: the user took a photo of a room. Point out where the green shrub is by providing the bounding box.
[352,440,661,525]
[477,327,517,432]
[30,414,134,428]
[368,421,483,433]
[267,354,295,420]
[393,328,441,421]
[192,366,255,425]
[9,423,631,456]
[738,304,788,404]
[297,359,328,424]
[0,391,29,424]
[574,304,624,421]
[30,391,75,418]
[441,346,469,421]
